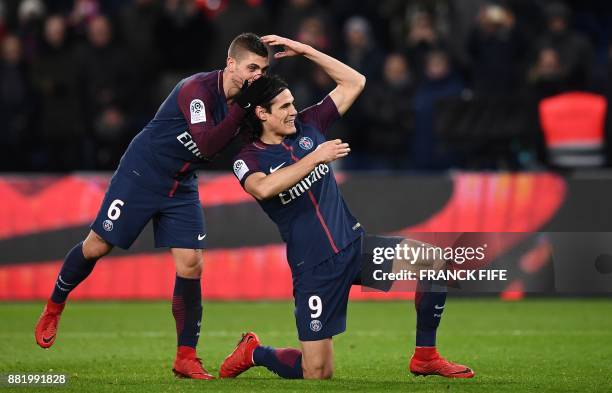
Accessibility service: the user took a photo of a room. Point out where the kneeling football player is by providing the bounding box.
[220,35,474,380]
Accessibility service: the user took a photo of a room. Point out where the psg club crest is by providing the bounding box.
[299,137,314,150]
[310,319,322,332]
[102,220,114,232]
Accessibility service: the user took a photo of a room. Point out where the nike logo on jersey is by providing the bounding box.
[270,162,286,173]
[198,234,206,240]
[434,304,445,310]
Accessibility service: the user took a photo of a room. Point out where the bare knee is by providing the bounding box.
[303,363,333,380]
[82,231,113,260]
[172,249,203,278]
[300,338,334,380]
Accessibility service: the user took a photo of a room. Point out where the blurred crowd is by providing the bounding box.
[1,0,612,172]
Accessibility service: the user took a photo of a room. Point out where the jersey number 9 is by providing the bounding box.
[308,295,322,318]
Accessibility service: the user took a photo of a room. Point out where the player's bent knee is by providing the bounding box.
[303,364,333,380]
[302,355,334,380]
[83,231,113,260]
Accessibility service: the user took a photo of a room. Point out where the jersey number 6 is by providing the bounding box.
[308,295,322,318]
[107,199,125,221]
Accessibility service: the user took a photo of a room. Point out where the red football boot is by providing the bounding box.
[410,347,475,378]
[172,346,215,380]
[34,300,66,349]
[219,332,260,378]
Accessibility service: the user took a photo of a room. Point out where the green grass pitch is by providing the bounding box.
[1,299,611,392]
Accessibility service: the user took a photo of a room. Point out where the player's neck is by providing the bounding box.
[221,68,237,104]
[260,131,284,145]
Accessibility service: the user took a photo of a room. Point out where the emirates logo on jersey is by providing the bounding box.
[278,163,329,205]
[177,131,204,158]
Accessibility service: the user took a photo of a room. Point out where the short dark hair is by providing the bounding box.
[228,33,268,60]
[239,74,289,141]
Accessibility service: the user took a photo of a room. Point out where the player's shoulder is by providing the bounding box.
[296,95,336,128]
[298,95,331,118]
[235,140,267,159]
[183,70,220,84]
[178,70,221,95]
[233,141,268,180]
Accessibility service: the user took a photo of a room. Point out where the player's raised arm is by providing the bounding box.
[261,35,366,115]
[178,77,272,160]
[241,140,350,201]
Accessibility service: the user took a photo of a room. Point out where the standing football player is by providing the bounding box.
[220,35,474,380]
[34,33,272,380]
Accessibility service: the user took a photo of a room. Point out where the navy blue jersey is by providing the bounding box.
[233,96,364,276]
[117,70,245,197]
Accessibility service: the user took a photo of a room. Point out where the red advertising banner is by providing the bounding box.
[0,172,569,300]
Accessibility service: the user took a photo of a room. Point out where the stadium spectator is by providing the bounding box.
[277,0,331,41]
[411,49,464,170]
[118,0,162,123]
[93,104,129,169]
[361,53,414,169]
[535,1,594,90]
[273,14,334,108]
[328,0,387,46]
[68,0,99,33]
[75,14,129,169]
[30,15,81,171]
[155,0,212,72]
[403,10,448,82]
[209,0,269,68]
[340,16,384,82]
[336,16,384,167]
[527,46,568,100]
[296,15,332,52]
[522,45,572,169]
[0,34,31,170]
[17,0,45,62]
[466,2,526,95]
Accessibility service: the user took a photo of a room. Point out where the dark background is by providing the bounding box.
[2,0,612,172]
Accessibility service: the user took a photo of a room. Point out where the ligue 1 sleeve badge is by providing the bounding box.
[299,137,314,150]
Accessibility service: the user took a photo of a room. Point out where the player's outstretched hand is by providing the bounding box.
[261,35,309,59]
[235,77,272,110]
[314,139,350,164]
